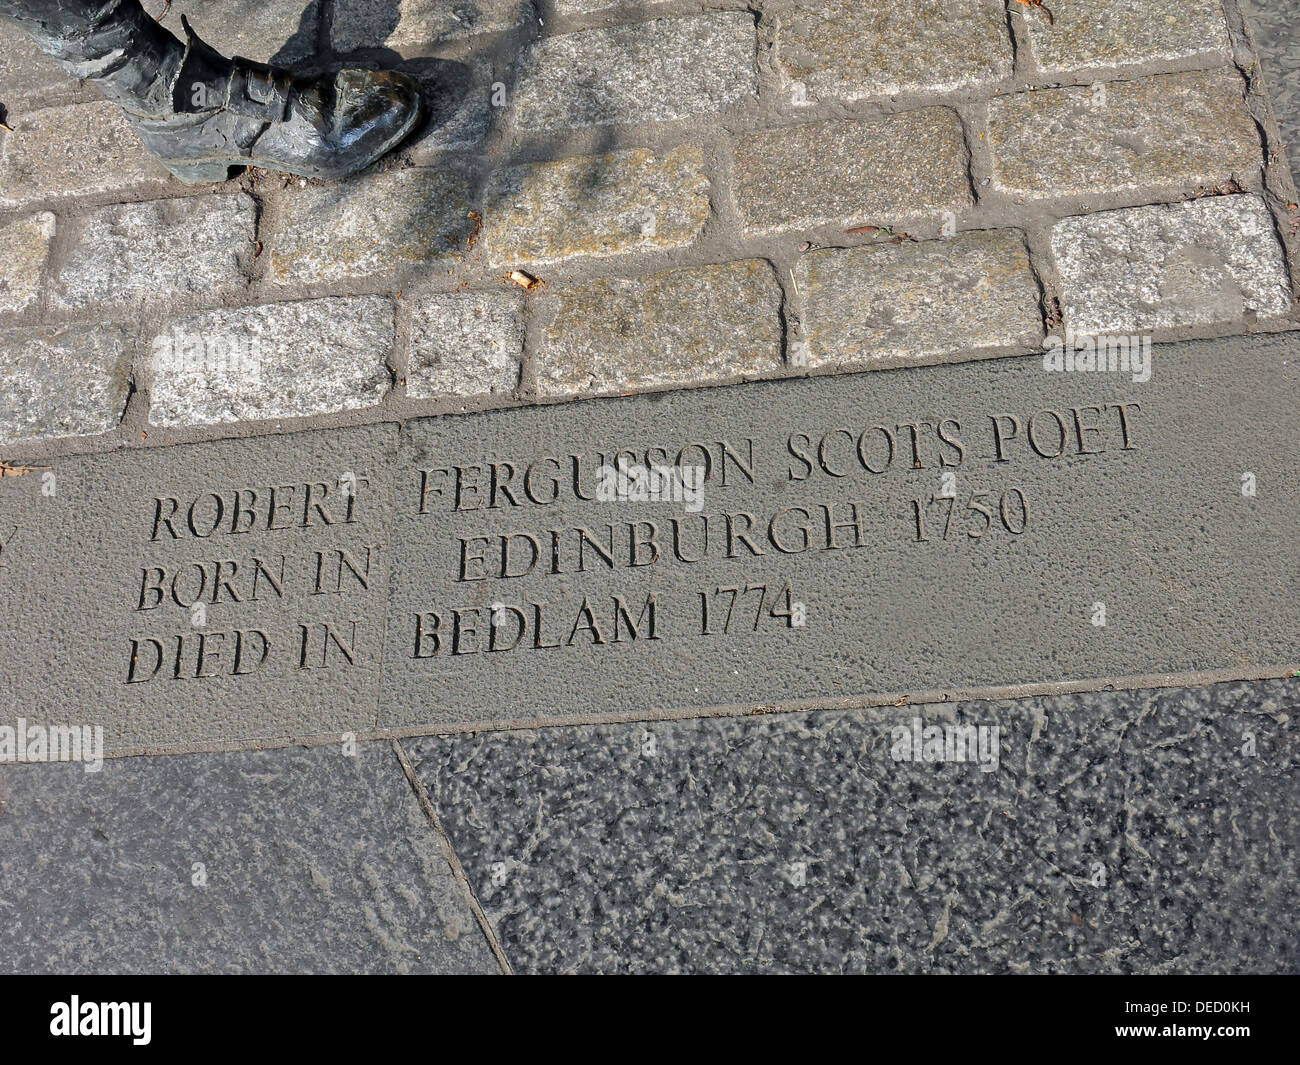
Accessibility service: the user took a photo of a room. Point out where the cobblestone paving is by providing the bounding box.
[0,0,1296,450]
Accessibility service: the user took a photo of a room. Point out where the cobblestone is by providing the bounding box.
[483,146,711,265]
[148,296,394,426]
[406,61,495,162]
[0,212,54,315]
[534,260,782,396]
[157,0,321,66]
[733,109,971,235]
[989,71,1262,199]
[333,0,529,54]
[513,12,758,131]
[1052,195,1294,335]
[0,24,68,104]
[796,230,1044,367]
[0,100,171,208]
[53,193,256,312]
[1020,0,1232,73]
[0,323,131,445]
[768,0,1013,104]
[407,291,524,399]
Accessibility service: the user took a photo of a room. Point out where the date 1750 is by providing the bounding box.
[911,486,1029,542]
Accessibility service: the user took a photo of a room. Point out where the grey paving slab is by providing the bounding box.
[407,678,1298,974]
[0,743,498,973]
[406,59,495,161]
[382,332,1300,730]
[0,425,397,752]
[1246,0,1300,184]
[796,229,1044,366]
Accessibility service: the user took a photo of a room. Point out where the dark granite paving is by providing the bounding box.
[0,743,499,974]
[1248,0,1300,181]
[408,680,1299,974]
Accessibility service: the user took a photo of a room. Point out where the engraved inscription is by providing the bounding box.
[125,474,383,685]
[401,399,1142,662]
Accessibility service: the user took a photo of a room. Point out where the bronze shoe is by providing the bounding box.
[130,16,421,183]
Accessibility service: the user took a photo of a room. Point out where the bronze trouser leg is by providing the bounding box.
[2,0,183,117]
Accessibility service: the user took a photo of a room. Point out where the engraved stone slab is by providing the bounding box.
[0,426,396,751]
[382,333,1299,728]
[2,335,1297,752]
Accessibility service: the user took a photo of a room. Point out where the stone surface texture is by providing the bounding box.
[483,147,711,264]
[153,0,322,65]
[266,168,479,285]
[988,71,1262,198]
[408,679,1298,974]
[0,744,499,974]
[534,259,783,395]
[1053,195,1294,335]
[406,291,524,398]
[797,229,1044,366]
[406,60,495,161]
[1247,0,1300,184]
[0,0,1293,447]
[53,194,256,312]
[0,0,1295,980]
[0,24,69,104]
[733,109,972,234]
[769,0,1013,102]
[1021,0,1232,72]
[0,100,172,207]
[0,426,398,751]
[333,0,529,53]
[0,212,54,315]
[0,324,131,445]
[381,332,1299,730]
[149,296,394,426]
[512,12,758,131]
